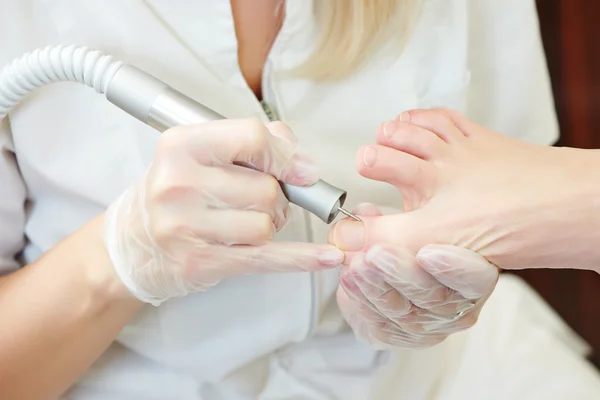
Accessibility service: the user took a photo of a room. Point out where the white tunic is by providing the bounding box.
[1,0,599,399]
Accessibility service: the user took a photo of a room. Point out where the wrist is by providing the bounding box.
[71,214,143,312]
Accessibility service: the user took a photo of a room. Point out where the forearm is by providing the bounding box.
[0,215,143,399]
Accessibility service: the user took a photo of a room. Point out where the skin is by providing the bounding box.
[230,0,284,98]
[0,216,142,399]
[0,2,293,398]
[332,109,600,273]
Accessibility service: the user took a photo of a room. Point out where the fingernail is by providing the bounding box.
[365,244,393,265]
[291,157,320,185]
[296,166,319,185]
[352,257,384,288]
[319,249,345,266]
[268,222,276,240]
[363,146,377,168]
[383,120,397,138]
[266,121,298,144]
[398,111,411,123]
[456,301,477,314]
[417,247,449,274]
[340,270,360,293]
[333,219,366,251]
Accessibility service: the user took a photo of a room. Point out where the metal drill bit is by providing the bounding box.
[338,207,361,221]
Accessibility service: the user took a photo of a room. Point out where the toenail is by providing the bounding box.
[383,120,397,138]
[363,146,378,167]
[398,111,411,123]
[333,219,366,251]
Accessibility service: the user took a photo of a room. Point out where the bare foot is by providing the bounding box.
[333,109,600,272]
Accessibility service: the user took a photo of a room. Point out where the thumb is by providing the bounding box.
[417,245,499,299]
[265,121,298,144]
[265,121,320,187]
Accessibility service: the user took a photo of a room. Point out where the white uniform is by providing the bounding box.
[1,0,599,399]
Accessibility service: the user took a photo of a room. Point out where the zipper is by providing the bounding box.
[260,57,319,341]
[261,99,279,121]
[259,58,280,121]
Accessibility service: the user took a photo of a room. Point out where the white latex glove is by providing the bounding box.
[104,119,344,306]
[335,204,498,349]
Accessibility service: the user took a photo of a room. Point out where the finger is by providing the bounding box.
[340,258,409,320]
[207,242,345,277]
[338,280,411,345]
[160,119,318,186]
[337,282,389,326]
[363,244,472,316]
[339,260,381,313]
[338,282,447,349]
[417,244,499,299]
[337,286,383,343]
[197,165,290,230]
[265,120,298,144]
[347,253,413,319]
[399,109,465,142]
[337,286,365,332]
[166,208,276,246]
[265,121,323,185]
[393,306,479,335]
[370,321,447,349]
[355,144,437,192]
[344,300,448,348]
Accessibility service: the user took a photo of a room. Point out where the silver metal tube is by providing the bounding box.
[106,64,350,223]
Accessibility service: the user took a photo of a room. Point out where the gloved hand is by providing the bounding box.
[334,203,498,349]
[104,119,344,306]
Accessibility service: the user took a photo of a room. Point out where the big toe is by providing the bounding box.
[332,212,428,254]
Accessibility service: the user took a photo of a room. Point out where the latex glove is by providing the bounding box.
[104,119,344,306]
[335,204,498,349]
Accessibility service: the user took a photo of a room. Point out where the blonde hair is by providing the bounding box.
[293,0,420,81]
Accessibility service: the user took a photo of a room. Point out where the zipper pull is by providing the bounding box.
[261,100,279,122]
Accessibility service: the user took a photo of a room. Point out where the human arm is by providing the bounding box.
[0,119,343,399]
[0,215,143,399]
[0,116,143,398]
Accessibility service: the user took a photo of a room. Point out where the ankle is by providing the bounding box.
[558,147,600,270]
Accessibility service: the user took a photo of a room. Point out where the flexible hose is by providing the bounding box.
[0,45,123,119]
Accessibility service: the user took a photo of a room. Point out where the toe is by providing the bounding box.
[352,202,384,217]
[332,212,420,253]
[356,144,436,195]
[399,109,465,142]
[432,108,494,139]
[376,119,446,160]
